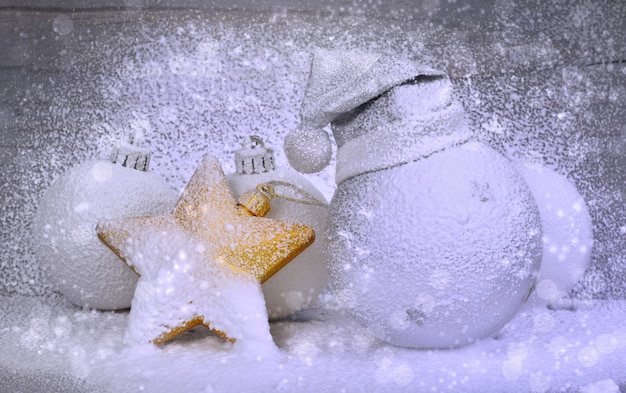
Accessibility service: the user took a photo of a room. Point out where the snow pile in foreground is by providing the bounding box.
[0,294,624,392]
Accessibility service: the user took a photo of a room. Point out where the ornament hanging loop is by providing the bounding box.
[247,135,264,149]
[265,180,327,208]
[234,135,327,215]
[257,183,277,199]
[237,184,276,217]
[237,181,327,217]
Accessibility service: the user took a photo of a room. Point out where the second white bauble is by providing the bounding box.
[227,137,329,320]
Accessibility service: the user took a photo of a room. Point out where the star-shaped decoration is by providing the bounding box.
[96,154,315,345]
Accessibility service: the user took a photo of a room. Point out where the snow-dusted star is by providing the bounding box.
[96,154,315,345]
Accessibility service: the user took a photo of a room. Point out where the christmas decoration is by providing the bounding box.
[96,154,315,345]
[285,49,543,349]
[517,162,593,308]
[227,136,329,320]
[32,141,178,310]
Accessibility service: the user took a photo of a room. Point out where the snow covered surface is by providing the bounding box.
[1,1,625,392]
[1,294,626,392]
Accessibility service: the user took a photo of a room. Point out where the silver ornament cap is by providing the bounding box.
[109,134,151,172]
[235,136,275,175]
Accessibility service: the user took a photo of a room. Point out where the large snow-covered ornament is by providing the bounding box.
[227,136,329,320]
[285,49,543,349]
[32,141,178,310]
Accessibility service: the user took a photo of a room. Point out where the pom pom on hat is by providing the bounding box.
[285,48,445,173]
[284,126,332,174]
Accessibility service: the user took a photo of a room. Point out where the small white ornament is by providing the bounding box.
[516,162,593,308]
[32,142,178,310]
[227,136,329,320]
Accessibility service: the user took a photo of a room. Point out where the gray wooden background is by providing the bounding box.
[1,0,624,300]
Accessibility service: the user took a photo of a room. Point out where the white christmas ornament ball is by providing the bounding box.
[326,142,543,348]
[228,168,329,320]
[284,126,333,174]
[33,159,178,310]
[517,162,593,307]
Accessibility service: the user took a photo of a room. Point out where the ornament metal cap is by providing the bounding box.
[235,136,275,175]
[237,184,275,217]
[109,134,152,172]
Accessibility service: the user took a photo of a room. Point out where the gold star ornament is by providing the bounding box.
[96,154,315,345]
